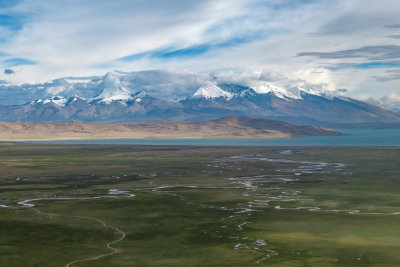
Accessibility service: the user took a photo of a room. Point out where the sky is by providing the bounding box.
[0,0,399,109]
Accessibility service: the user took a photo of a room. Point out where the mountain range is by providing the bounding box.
[1,71,399,128]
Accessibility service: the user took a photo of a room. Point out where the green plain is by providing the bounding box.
[0,143,399,266]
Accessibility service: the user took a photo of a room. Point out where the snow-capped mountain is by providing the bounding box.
[190,83,323,101]
[180,84,400,126]
[191,84,234,99]
[95,86,133,103]
[0,71,399,127]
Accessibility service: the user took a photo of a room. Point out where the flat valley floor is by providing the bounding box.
[1,143,400,266]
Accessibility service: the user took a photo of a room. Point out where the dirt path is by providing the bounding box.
[65,215,126,267]
[15,197,126,267]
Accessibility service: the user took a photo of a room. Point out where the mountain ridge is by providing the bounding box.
[0,71,399,127]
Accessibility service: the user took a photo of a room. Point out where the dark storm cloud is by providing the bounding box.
[310,13,375,36]
[4,69,15,75]
[297,45,400,60]
[383,24,400,29]
[373,70,400,82]
[387,35,400,39]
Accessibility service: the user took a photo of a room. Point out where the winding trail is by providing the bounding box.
[65,215,126,267]
[15,197,127,267]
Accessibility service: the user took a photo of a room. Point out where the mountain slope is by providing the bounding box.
[0,74,399,127]
[180,88,400,125]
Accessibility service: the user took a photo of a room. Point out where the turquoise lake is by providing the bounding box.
[33,129,400,146]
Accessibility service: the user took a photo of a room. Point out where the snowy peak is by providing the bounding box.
[92,71,151,104]
[132,91,147,103]
[31,96,85,107]
[191,83,314,100]
[218,84,252,94]
[96,86,135,104]
[191,84,233,99]
[242,84,322,100]
[252,84,301,99]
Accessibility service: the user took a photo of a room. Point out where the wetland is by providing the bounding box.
[1,143,400,266]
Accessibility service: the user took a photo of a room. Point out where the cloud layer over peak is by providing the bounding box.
[0,0,398,106]
[0,69,360,106]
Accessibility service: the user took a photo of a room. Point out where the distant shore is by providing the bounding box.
[0,133,291,142]
[0,116,340,141]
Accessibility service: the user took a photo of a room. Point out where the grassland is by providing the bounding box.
[0,143,400,266]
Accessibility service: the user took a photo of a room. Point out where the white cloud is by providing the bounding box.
[0,0,399,103]
[0,68,353,105]
[367,92,400,113]
[1,0,251,81]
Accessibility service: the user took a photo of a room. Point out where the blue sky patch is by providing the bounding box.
[0,14,26,31]
[155,44,211,58]
[3,58,37,67]
[328,62,400,71]
[0,0,22,9]
[4,68,15,74]
[118,32,266,64]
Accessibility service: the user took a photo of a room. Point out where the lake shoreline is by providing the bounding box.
[15,129,400,146]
